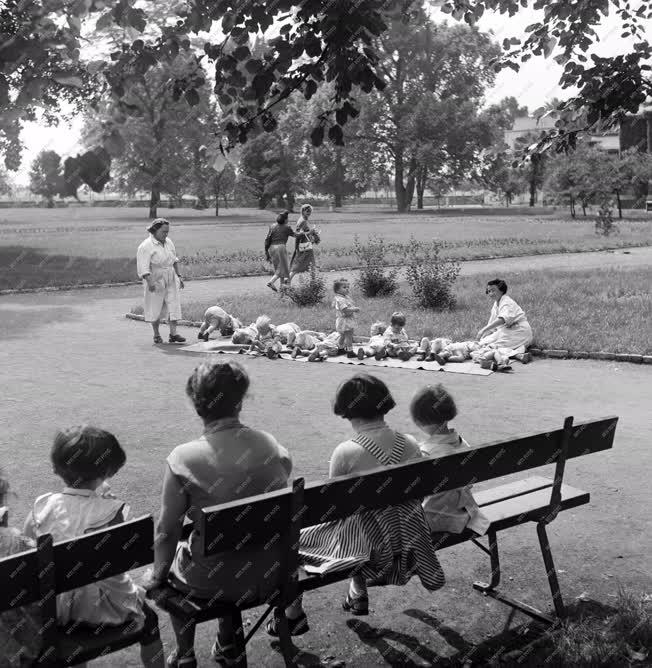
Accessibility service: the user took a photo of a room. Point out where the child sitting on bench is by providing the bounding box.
[410,385,489,536]
[197,306,242,341]
[356,321,388,360]
[23,426,165,668]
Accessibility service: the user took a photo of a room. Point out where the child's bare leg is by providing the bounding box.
[198,320,209,337]
[139,603,165,667]
[169,613,195,664]
[447,353,466,363]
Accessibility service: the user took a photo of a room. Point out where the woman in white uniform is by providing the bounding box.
[476,278,533,361]
[136,219,186,344]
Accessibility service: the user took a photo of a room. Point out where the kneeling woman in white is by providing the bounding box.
[136,219,186,344]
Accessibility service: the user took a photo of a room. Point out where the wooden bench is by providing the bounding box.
[151,415,617,666]
[0,515,154,667]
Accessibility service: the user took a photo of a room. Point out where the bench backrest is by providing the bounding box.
[199,416,617,551]
[0,515,153,613]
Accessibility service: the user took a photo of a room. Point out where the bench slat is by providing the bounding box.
[474,475,554,507]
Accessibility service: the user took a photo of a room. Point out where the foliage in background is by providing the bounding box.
[595,201,618,237]
[404,237,461,309]
[353,235,399,298]
[28,150,62,207]
[281,264,325,307]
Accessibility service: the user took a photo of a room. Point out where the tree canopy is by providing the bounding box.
[1,0,651,169]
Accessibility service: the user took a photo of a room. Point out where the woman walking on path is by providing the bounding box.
[136,218,186,344]
[264,210,295,292]
[289,203,319,285]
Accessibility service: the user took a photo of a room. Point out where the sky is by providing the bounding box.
[12,4,649,184]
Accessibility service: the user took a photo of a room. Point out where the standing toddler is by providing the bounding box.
[332,279,359,358]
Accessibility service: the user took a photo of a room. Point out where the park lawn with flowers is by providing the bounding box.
[132,266,652,355]
[2,205,652,289]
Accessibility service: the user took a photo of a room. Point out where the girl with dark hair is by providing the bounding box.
[145,360,292,667]
[475,278,533,368]
[270,374,445,635]
[24,426,164,668]
[136,218,186,344]
[264,210,295,292]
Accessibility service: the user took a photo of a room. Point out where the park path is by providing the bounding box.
[0,246,651,666]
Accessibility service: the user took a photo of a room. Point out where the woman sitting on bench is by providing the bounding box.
[145,360,293,668]
[271,374,445,634]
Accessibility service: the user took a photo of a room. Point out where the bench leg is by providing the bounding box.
[536,522,566,618]
[472,529,501,590]
[229,609,248,668]
[274,608,298,667]
[472,529,556,626]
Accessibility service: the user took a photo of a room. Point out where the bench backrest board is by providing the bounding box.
[199,416,617,553]
[0,515,153,613]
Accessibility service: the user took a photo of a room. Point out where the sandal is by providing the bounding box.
[265,610,309,637]
[342,592,369,616]
[153,335,163,344]
[210,635,240,666]
[166,649,197,668]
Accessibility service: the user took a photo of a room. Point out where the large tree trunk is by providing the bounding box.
[149,183,160,219]
[394,152,416,212]
[570,196,576,218]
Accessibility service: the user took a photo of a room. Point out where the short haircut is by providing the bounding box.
[147,218,170,234]
[301,203,313,214]
[186,360,250,421]
[276,210,290,224]
[51,425,126,487]
[370,321,387,336]
[390,311,406,327]
[231,329,250,344]
[333,373,396,420]
[333,278,349,294]
[255,315,272,330]
[410,384,457,426]
[487,278,508,294]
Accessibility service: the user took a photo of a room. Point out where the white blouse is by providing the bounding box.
[136,235,179,278]
[489,294,527,328]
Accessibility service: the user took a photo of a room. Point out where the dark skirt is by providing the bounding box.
[291,248,315,274]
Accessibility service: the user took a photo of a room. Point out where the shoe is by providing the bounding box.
[337,348,346,356]
[398,351,412,361]
[291,347,300,359]
[197,331,204,340]
[153,335,163,344]
[374,347,386,360]
[416,353,426,362]
[166,649,197,668]
[347,350,357,358]
[210,635,239,666]
[433,354,447,365]
[518,352,532,364]
[266,282,278,293]
[342,592,369,616]
[266,348,278,359]
[308,350,321,362]
[357,348,365,360]
[497,364,513,372]
[265,610,310,637]
[427,352,437,362]
[169,334,186,343]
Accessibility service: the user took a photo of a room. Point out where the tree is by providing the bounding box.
[3,0,652,169]
[29,150,62,206]
[0,167,12,196]
[351,15,499,212]
[514,132,549,206]
[211,164,236,216]
[482,152,526,205]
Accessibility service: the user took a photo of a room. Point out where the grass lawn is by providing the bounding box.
[1,206,652,289]
[133,266,652,355]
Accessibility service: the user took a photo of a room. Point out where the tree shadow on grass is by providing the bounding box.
[0,245,135,291]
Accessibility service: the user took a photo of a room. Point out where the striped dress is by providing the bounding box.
[299,430,445,591]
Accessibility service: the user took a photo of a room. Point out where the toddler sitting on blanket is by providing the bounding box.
[198,306,243,341]
[356,321,388,360]
[381,312,419,361]
[248,315,283,359]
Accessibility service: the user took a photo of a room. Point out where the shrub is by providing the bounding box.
[595,201,619,237]
[352,234,399,297]
[404,237,460,309]
[282,264,326,306]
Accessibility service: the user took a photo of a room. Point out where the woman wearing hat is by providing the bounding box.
[136,218,186,344]
[264,210,295,292]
